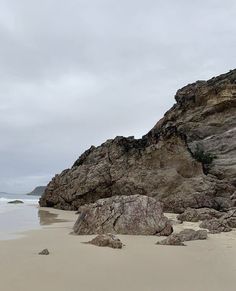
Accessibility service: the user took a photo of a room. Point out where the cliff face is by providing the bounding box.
[39,70,236,213]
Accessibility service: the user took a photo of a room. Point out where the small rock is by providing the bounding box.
[157,229,207,246]
[8,200,24,204]
[177,229,208,241]
[85,234,123,249]
[157,235,185,246]
[38,249,50,255]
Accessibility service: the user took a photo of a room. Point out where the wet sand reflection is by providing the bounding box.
[38,210,68,225]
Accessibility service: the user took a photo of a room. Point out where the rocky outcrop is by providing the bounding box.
[157,229,208,246]
[177,207,223,222]
[73,195,172,235]
[84,234,123,249]
[40,69,236,212]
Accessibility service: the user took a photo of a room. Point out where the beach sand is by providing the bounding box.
[0,208,235,291]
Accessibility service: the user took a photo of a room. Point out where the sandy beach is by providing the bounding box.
[0,208,235,291]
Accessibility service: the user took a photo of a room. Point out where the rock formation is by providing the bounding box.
[40,69,236,213]
[73,195,172,235]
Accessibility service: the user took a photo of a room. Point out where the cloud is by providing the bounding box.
[0,0,235,192]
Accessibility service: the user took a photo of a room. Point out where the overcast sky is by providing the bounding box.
[0,0,235,193]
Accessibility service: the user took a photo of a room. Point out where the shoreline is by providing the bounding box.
[0,207,236,291]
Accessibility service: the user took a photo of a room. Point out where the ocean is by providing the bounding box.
[0,193,40,240]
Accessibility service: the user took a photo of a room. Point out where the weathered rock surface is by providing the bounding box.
[157,229,208,246]
[85,234,123,249]
[73,195,172,235]
[177,207,223,222]
[40,69,236,212]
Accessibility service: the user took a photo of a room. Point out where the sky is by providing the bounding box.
[0,0,235,193]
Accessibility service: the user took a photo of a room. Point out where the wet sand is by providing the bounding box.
[0,208,235,291]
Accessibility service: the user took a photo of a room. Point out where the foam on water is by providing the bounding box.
[0,193,41,240]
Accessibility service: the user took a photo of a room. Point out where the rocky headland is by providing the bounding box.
[39,69,236,235]
[27,186,46,196]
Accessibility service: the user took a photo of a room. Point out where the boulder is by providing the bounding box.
[85,234,123,249]
[73,195,173,236]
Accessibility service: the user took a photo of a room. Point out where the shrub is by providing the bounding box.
[192,145,216,165]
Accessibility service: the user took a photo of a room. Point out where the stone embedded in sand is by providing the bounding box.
[38,249,50,255]
[157,229,208,246]
[177,207,224,222]
[85,234,123,249]
[73,195,173,236]
[157,235,185,246]
[8,200,24,204]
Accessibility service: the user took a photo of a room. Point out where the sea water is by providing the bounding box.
[0,193,41,240]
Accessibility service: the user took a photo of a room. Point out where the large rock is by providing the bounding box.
[157,229,208,246]
[40,70,236,212]
[73,195,173,235]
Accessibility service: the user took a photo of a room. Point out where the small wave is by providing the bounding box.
[0,197,39,204]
